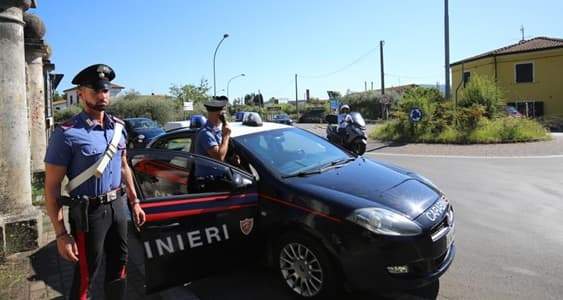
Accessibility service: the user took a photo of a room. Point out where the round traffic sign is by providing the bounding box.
[409,107,423,122]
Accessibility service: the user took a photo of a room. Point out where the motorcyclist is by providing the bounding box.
[337,104,352,135]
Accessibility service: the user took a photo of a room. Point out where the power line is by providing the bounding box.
[300,47,379,79]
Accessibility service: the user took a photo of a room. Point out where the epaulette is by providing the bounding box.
[60,118,76,130]
[110,114,125,125]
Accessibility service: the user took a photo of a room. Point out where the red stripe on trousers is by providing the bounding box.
[76,232,89,300]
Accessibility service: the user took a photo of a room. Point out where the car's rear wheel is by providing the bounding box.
[275,233,339,299]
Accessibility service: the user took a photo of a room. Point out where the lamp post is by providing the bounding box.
[213,33,229,97]
[227,73,245,99]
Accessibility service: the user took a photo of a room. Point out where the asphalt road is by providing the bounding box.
[146,153,563,300]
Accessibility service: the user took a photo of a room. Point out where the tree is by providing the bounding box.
[169,78,211,104]
[53,90,64,101]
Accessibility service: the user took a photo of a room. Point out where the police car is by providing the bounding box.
[128,113,455,298]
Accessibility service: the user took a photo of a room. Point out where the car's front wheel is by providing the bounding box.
[275,233,339,299]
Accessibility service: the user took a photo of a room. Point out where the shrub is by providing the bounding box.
[459,75,505,118]
[468,117,550,143]
[54,105,82,123]
[370,84,549,144]
[108,95,185,125]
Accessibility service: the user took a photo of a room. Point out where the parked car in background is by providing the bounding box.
[505,105,523,118]
[271,113,293,125]
[124,117,165,148]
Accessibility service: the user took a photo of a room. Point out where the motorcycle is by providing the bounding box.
[325,112,367,155]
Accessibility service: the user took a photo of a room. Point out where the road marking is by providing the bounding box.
[365,152,563,159]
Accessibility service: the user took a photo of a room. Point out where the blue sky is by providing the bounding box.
[36,0,563,101]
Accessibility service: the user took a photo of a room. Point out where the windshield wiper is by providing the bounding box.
[320,157,355,171]
[282,168,322,179]
[282,157,355,179]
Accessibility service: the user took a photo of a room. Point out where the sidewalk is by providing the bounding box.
[13,210,196,300]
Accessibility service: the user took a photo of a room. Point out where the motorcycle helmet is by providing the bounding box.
[340,104,350,113]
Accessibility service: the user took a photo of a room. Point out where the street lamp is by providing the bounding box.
[213,33,229,97]
[227,73,245,99]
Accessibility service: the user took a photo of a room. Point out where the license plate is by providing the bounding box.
[446,225,455,248]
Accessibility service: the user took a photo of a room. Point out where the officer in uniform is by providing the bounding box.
[194,96,231,161]
[44,64,146,300]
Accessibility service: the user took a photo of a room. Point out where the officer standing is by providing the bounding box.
[194,96,231,161]
[44,64,146,300]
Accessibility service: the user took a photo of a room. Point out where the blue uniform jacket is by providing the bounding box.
[44,112,127,197]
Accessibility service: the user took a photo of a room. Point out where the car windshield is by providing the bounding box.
[274,114,288,119]
[128,118,159,129]
[235,128,352,177]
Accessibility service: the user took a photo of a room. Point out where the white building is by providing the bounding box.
[62,83,125,107]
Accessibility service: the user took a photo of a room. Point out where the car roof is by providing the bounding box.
[230,122,291,137]
[153,121,291,140]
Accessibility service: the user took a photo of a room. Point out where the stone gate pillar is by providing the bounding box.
[24,12,48,173]
[0,0,42,255]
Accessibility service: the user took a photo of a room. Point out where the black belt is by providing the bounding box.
[88,188,122,205]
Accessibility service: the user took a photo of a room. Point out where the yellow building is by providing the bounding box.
[451,37,563,119]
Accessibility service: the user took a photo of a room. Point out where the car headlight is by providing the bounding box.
[347,207,422,236]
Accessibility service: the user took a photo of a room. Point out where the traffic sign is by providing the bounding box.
[409,107,423,122]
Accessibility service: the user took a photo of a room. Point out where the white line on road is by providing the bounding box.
[365,152,563,159]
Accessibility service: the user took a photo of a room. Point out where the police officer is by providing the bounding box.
[194,96,231,161]
[44,64,146,300]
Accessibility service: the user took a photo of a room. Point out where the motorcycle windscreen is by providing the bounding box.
[350,112,366,127]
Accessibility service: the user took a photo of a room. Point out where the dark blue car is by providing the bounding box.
[128,114,455,298]
[124,117,165,148]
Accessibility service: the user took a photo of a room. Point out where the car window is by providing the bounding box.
[130,151,232,200]
[129,118,158,129]
[235,128,350,176]
[152,136,192,152]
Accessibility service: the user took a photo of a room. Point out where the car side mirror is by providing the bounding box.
[325,115,337,124]
[231,172,254,190]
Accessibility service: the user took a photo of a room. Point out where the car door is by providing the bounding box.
[127,148,259,293]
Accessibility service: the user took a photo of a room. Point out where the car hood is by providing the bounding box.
[133,128,165,139]
[285,158,440,219]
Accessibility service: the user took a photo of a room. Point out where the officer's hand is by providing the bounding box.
[57,234,79,263]
[132,204,146,227]
[222,123,232,137]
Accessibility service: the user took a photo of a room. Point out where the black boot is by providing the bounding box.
[105,278,126,300]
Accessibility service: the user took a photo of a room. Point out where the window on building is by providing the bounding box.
[515,63,533,83]
[463,71,471,87]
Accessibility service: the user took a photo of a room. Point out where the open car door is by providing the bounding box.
[127,149,258,293]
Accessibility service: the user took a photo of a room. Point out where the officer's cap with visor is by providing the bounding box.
[204,96,229,112]
[71,64,115,91]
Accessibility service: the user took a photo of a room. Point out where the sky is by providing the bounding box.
[36,0,563,101]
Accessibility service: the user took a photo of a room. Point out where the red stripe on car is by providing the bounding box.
[260,194,342,223]
[145,204,257,222]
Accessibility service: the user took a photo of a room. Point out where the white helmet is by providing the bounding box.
[340,104,350,112]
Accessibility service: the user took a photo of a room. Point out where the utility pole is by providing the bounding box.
[295,74,299,118]
[364,81,367,92]
[371,81,374,91]
[444,0,451,99]
[380,40,385,95]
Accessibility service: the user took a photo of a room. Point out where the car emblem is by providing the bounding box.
[240,218,254,235]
